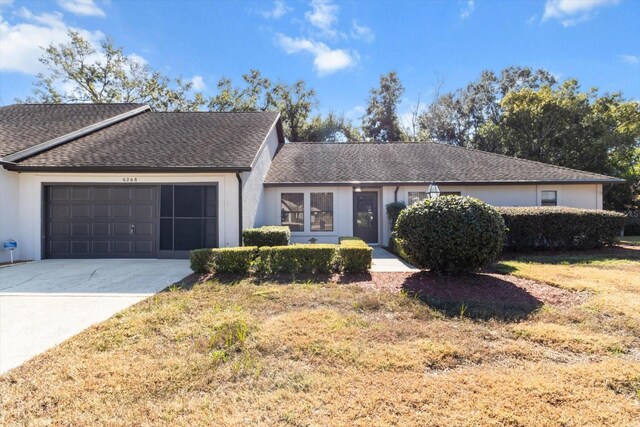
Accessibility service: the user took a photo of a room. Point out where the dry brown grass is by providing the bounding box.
[1,250,639,426]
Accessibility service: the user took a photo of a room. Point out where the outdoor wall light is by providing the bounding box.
[427,182,441,199]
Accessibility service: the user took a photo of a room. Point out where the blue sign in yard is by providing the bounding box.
[3,240,17,250]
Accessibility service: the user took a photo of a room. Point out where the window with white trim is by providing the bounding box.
[281,193,304,231]
[541,191,557,206]
[311,192,333,232]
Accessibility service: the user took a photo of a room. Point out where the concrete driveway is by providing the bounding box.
[0,259,191,374]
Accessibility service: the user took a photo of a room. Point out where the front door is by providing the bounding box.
[353,191,378,243]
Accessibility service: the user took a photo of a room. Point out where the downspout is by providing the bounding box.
[236,172,243,246]
[394,186,399,202]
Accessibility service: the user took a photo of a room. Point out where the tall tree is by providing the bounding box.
[362,71,406,142]
[419,66,556,147]
[267,80,318,142]
[478,80,640,209]
[207,69,271,112]
[301,112,362,142]
[23,31,204,111]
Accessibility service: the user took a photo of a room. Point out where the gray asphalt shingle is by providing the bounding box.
[264,142,623,185]
[0,104,144,158]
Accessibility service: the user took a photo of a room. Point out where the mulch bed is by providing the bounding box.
[354,271,586,308]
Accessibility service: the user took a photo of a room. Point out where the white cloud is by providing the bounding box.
[0,0,14,7]
[460,0,474,19]
[261,0,291,19]
[305,0,340,38]
[57,0,105,17]
[350,20,374,43]
[543,0,619,26]
[190,75,206,90]
[619,54,639,65]
[0,8,104,74]
[276,33,356,75]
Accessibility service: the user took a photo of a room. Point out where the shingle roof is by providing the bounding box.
[264,142,624,185]
[0,104,145,158]
[6,108,281,170]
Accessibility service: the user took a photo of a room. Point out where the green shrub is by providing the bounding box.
[624,211,640,236]
[242,226,290,247]
[387,232,410,261]
[498,207,626,250]
[190,247,257,274]
[338,236,361,243]
[338,238,372,273]
[254,244,337,274]
[386,201,406,229]
[395,196,506,274]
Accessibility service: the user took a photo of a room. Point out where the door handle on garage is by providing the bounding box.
[130,224,135,235]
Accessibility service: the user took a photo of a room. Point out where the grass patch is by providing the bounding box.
[1,250,639,425]
[620,236,640,246]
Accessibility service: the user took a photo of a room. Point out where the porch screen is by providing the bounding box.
[311,192,333,232]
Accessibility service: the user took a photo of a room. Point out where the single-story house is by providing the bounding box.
[0,103,624,262]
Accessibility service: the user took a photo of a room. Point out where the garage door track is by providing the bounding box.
[0,259,191,374]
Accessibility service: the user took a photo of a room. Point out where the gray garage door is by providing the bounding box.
[45,185,158,259]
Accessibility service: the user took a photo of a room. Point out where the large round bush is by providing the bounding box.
[395,196,506,274]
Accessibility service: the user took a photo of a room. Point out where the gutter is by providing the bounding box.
[236,172,243,246]
[2,105,150,163]
[264,178,627,187]
[394,186,399,202]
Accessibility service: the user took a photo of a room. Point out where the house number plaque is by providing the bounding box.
[122,177,138,182]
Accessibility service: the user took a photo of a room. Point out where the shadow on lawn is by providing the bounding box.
[401,272,543,321]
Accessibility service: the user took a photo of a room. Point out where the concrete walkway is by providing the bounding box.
[370,246,420,272]
[0,259,191,374]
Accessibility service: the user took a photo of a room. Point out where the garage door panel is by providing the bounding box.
[135,240,154,254]
[50,223,69,236]
[49,240,69,256]
[71,223,90,236]
[135,222,154,236]
[92,223,111,236]
[113,187,132,201]
[92,241,111,254]
[113,241,132,254]
[50,186,70,201]
[113,222,131,236]
[71,241,90,255]
[94,187,111,201]
[112,204,132,218]
[92,205,111,218]
[51,204,70,219]
[135,187,154,201]
[72,204,91,218]
[135,204,154,219]
[72,186,91,201]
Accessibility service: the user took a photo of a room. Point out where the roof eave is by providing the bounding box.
[3,165,252,173]
[263,178,626,187]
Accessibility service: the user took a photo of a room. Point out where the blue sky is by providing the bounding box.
[1,0,638,124]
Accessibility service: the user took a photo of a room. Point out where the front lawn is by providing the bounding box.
[1,249,639,426]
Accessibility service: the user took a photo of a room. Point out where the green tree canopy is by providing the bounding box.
[23,30,204,111]
[362,71,406,142]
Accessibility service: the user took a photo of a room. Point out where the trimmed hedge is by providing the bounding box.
[498,207,626,250]
[338,237,372,273]
[190,246,258,274]
[395,196,506,274]
[190,237,373,276]
[242,226,290,247]
[386,201,406,229]
[254,244,337,274]
[624,211,640,236]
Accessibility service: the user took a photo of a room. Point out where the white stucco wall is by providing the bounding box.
[242,123,281,229]
[0,168,21,262]
[264,186,354,244]
[380,183,604,246]
[12,172,240,260]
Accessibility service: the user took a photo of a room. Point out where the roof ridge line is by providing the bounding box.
[2,105,151,163]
